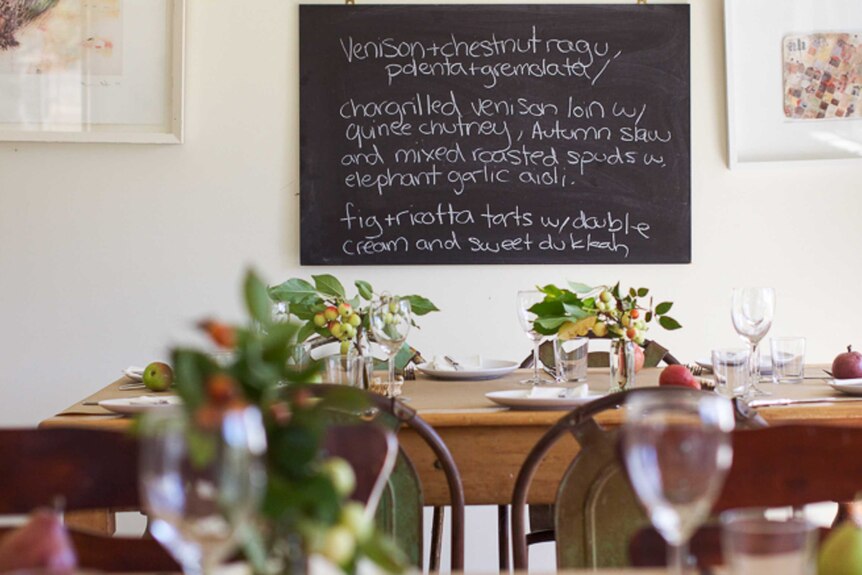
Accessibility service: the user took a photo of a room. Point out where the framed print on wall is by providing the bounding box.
[0,0,185,144]
[725,0,862,167]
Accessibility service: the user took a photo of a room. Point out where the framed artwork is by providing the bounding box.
[725,0,862,167]
[0,0,185,143]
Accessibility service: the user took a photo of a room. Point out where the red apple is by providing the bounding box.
[659,365,701,389]
[833,345,862,379]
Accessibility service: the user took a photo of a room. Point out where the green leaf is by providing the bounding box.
[561,302,589,320]
[269,278,319,304]
[611,282,621,298]
[245,271,273,326]
[655,301,673,315]
[312,274,346,299]
[567,281,595,294]
[288,303,316,321]
[355,280,374,300]
[534,316,569,330]
[296,320,317,343]
[637,287,649,297]
[187,428,217,468]
[171,348,215,410]
[361,531,408,574]
[658,316,682,330]
[403,295,439,316]
[645,311,653,323]
[528,300,565,317]
[629,287,637,298]
[539,284,563,298]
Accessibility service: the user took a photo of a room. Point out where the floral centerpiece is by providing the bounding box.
[268,274,438,368]
[529,282,682,390]
[169,271,406,575]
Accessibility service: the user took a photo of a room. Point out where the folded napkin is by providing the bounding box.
[528,383,589,398]
[429,355,483,371]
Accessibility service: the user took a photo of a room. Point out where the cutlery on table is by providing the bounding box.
[118,382,147,391]
[444,355,463,371]
[748,396,862,408]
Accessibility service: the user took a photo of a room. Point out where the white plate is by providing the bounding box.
[485,389,605,410]
[696,357,773,375]
[826,379,862,396]
[99,396,182,414]
[417,359,519,380]
[123,366,145,382]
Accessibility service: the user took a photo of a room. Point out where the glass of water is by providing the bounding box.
[721,509,817,575]
[712,348,751,398]
[622,390,735,575]
[770,338,806,384]
[553,336,588,385]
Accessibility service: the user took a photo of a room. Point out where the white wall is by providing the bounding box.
[1,0,861,570]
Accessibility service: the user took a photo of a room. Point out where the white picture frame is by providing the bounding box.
[0,0,185,144]
[725,0,862,168]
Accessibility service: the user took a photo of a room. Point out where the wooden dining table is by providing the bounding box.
[41,365,862,532]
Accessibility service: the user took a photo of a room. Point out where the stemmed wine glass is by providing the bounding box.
[622,391,735,575]
[516,290,554,386]
[139,406,268,575]
[369,295,412,398]
[731,287,775,397]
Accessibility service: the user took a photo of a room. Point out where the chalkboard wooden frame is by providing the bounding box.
[300,4,690,265]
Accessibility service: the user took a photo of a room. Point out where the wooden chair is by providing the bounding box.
[522,337,680,371]
[308,384,465,571]
[322,423,398,514]
[502,339,681,568]
[0,427,178,572]
[628,424,862,568]
[510,388,764,571]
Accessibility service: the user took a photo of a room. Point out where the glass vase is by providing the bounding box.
[609,339,636,393]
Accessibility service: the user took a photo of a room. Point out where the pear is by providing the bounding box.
[818,520,862,575]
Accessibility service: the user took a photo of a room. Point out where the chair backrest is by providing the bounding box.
[322,423,398,515]
[525,337,679,371]
[0,428,177,572]
[308,384,465,571]
[511,388,764,570]
[628,424,862,568]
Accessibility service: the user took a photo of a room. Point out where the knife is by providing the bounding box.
[748,396,862,408]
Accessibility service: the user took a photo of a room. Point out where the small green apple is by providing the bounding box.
[323,306,339,322]
[143,362,173,392]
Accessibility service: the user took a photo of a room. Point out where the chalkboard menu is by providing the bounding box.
[299,5,690,265]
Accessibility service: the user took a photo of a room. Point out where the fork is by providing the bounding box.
[444,355,463,371]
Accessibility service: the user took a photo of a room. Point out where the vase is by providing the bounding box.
[609,339,636,393]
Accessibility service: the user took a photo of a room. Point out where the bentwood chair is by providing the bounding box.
[0,424,400,572]
[510,388,765,570]
[0,427,177,572]
[308,384,465,572]
[504,339,681,569]
[628,423,862,568]
[322,423,399,514]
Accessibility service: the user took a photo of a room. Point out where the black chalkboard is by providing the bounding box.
[299,4,690,265]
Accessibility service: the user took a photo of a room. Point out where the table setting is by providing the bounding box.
[39,271,862,575]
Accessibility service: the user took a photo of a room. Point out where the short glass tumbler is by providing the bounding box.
[721,509,817,575]
[771,337,806,384]
[712,348,750,398]
[554,337,588,385]
[323,355,368,388]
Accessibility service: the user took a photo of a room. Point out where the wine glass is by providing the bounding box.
[516,290,554,386]
[139,406,267,575]
[369,295,412,398]
[622,390,735,575]
[731,287,775,397]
